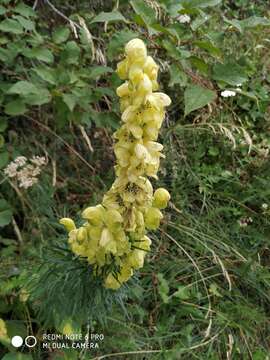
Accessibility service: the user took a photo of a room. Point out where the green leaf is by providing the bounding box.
[12,15,35,31]
[0,199,12,227]
[190,56,209,75]
[52,27,70,44]
[213,62,248,86]
[88,66,113,80]
[32,48,54,63]
[173,286,190,300]
[62,93,77,112]
[130,0,156,25]
[23,47,54,63]
[194,40,221,58]
[0,19,24,34]
[8,81,38,96]
[0,5,7,15]
[169,63,188,87]
[0,151,9,169]
[91,11,126,23]
[157,273,169,304]
[184,84,216,116]
[240,16,270,28]
[33,66,57,85]
[23,88,51,106]
[61,41,80,65]
[14,2,36,17]
[4,100,26,116]
[0,118,8,132]
[183,0,222,8]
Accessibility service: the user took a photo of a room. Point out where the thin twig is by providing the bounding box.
[12,217,23,244]
[33,0,38,10]
[43,0,82,31]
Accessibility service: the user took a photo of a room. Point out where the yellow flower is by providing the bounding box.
[153,188,171,209]
[0,319,8,340]
[82,205,104,226]
[145,207,163,230]
[104,273,121,290]
[60,218,76,232]
[125,38,147,62]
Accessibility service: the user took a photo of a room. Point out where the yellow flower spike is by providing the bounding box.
[61,38,171,289]
[60,218,76,232]
[153,188,171,209]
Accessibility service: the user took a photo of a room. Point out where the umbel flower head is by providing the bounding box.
[60,38,171,290]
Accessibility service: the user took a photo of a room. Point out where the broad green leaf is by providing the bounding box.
[239,16,270,29]
[8,81,38,96]
[0,151,9,169]
[184,84,216,116]
[0,118,8,132]
[12,15,35,31]
[31,48,54,63]
[130,0,156,25]
[88,66,113,80]
[52,27,70,44]
[4,100,26,116]
[169,63,188,87]
[91,11,126,23]
[33,66,57,85]
[213,62,248,86]
[23,47,54,63]
[62,93,77,112]
[194,40,221,57]
[190,56,209,74]
[61,41,80,65]
[0,5,6,15]
[107,30,138,60]
[0,19,24,34]
[14,2,36,17]
[0,199,12,227]
[173,286,190,300]
[23,88,51,106]
[182,0,222,8]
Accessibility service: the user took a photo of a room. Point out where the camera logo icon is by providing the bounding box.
[11,335,37,348]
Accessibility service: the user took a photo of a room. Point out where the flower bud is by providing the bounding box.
[125,38,147,61]
[77,227,88,242]
[144,207,163,230]
[60,218,76,232]
[153,188,170,209]
[82,205,104,225]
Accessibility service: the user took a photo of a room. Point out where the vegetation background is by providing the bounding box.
[0,0,270,359]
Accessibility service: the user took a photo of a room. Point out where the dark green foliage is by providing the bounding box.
[26,240,129,328]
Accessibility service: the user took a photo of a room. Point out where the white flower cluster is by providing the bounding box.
[221,90,236,98]
[4,156,47,189]
[177,14,191,24]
